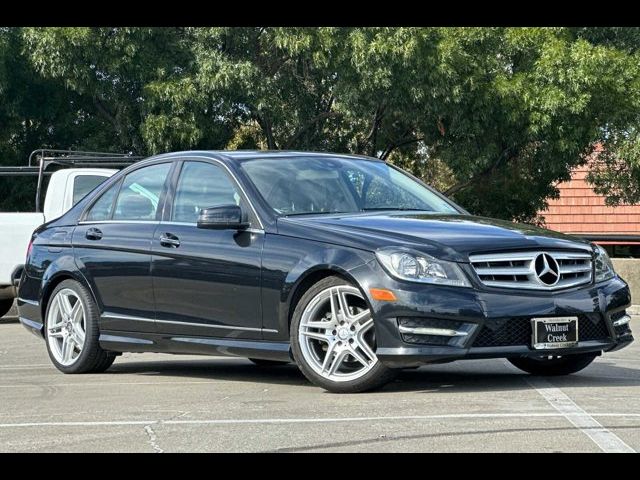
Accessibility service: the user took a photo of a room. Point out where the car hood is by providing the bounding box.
[276,212,593,262]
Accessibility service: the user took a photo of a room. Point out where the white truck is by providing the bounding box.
[0,150,140,317]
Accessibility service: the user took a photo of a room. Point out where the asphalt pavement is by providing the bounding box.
[0,318,639,452]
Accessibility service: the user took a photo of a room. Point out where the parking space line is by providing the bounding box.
[0,364,53,369]
[526,377,635,453]
[1,412,640,429]
[0,381,213,388]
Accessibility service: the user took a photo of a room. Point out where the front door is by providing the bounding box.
[151,160,264,339]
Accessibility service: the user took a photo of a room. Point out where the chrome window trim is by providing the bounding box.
[78,155,265,230]
[101,312,277,333]
[80,160,172,223]
[78,220,161,225]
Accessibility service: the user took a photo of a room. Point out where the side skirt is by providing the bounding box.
[99,330,293,363]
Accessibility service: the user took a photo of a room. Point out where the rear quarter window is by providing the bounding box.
[73,175,110,205]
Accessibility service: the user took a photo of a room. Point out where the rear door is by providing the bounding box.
[73,162,173,332]
[151,159,264,339]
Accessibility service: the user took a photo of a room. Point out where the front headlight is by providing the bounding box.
[594,245,615,282]
[376,247,471,287]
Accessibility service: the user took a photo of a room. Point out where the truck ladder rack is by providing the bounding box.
[0,149,144,212]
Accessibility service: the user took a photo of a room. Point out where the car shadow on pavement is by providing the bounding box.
[105,357,640,393]
[108,359,311,387]
[383,363,640,393]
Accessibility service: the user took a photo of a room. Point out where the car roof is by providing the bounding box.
[145,150,384,163]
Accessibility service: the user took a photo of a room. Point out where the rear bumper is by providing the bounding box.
[350,261,634,368]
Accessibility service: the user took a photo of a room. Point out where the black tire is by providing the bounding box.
[508,353,597,376]
[290,276,398,393]
[0,299,13,318]
[248,358,290,366]
[44,279,115,374]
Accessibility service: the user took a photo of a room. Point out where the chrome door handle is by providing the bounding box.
[85,228,103,241]
[159,234,180,248]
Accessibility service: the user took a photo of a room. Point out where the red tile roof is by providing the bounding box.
[540,166,640,235]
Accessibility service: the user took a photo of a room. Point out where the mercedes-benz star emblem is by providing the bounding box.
[534,253,560,286]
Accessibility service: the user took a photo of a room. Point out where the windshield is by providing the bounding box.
[239,157,460,216]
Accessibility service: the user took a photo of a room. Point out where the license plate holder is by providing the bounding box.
[532,317,578,349]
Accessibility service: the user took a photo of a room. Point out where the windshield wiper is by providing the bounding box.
[360,207,430,212]
[283,211,350,217]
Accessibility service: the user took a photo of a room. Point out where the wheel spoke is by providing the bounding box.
[347,345,370,367]
[302,320,333,331]
[356,338,377,362]
[336,288,350,320]
[72,326,85,347]
[48,330,64,338]
[70,301,83,325]
[58,293,73,318]
[354,337,376,363]
[350,309,371,325]
[358,318,374,333]
[321,341,339,373]
[50,296,64,324]
[326,349,348,376]
[48,320,63,332]
[328,289,340,321]
[300,330,330,343]
[61,337,75,363]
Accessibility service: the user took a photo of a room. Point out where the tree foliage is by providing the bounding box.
[2,27,640,219]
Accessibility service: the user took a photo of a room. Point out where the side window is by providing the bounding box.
[113,163,171,221]
[85,181,119,222]
[73,175,110,205]
[172,162,241,223]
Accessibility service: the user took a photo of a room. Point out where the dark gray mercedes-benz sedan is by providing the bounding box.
[17,151,633,392]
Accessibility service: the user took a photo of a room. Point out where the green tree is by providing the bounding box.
[4,27,640,221]
[0,28,95,210]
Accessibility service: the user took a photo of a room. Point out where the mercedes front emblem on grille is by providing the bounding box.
[534,253,560,286]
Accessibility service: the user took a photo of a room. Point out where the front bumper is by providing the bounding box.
[351,261,633,368]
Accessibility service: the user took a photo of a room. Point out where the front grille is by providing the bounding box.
[580,315,610,340]
[472,314,610,348]
[473,318,530,347]
[469,250,592,291]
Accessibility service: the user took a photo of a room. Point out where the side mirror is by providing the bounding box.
[197,205,249,230]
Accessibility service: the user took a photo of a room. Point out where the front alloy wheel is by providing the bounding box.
[291,276,397,393]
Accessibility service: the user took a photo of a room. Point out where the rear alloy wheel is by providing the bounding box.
[0,299,13,318]
[291,276,397,393]
[45,280,115,374]
[47,288,86,366]
[508,353,597,376]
